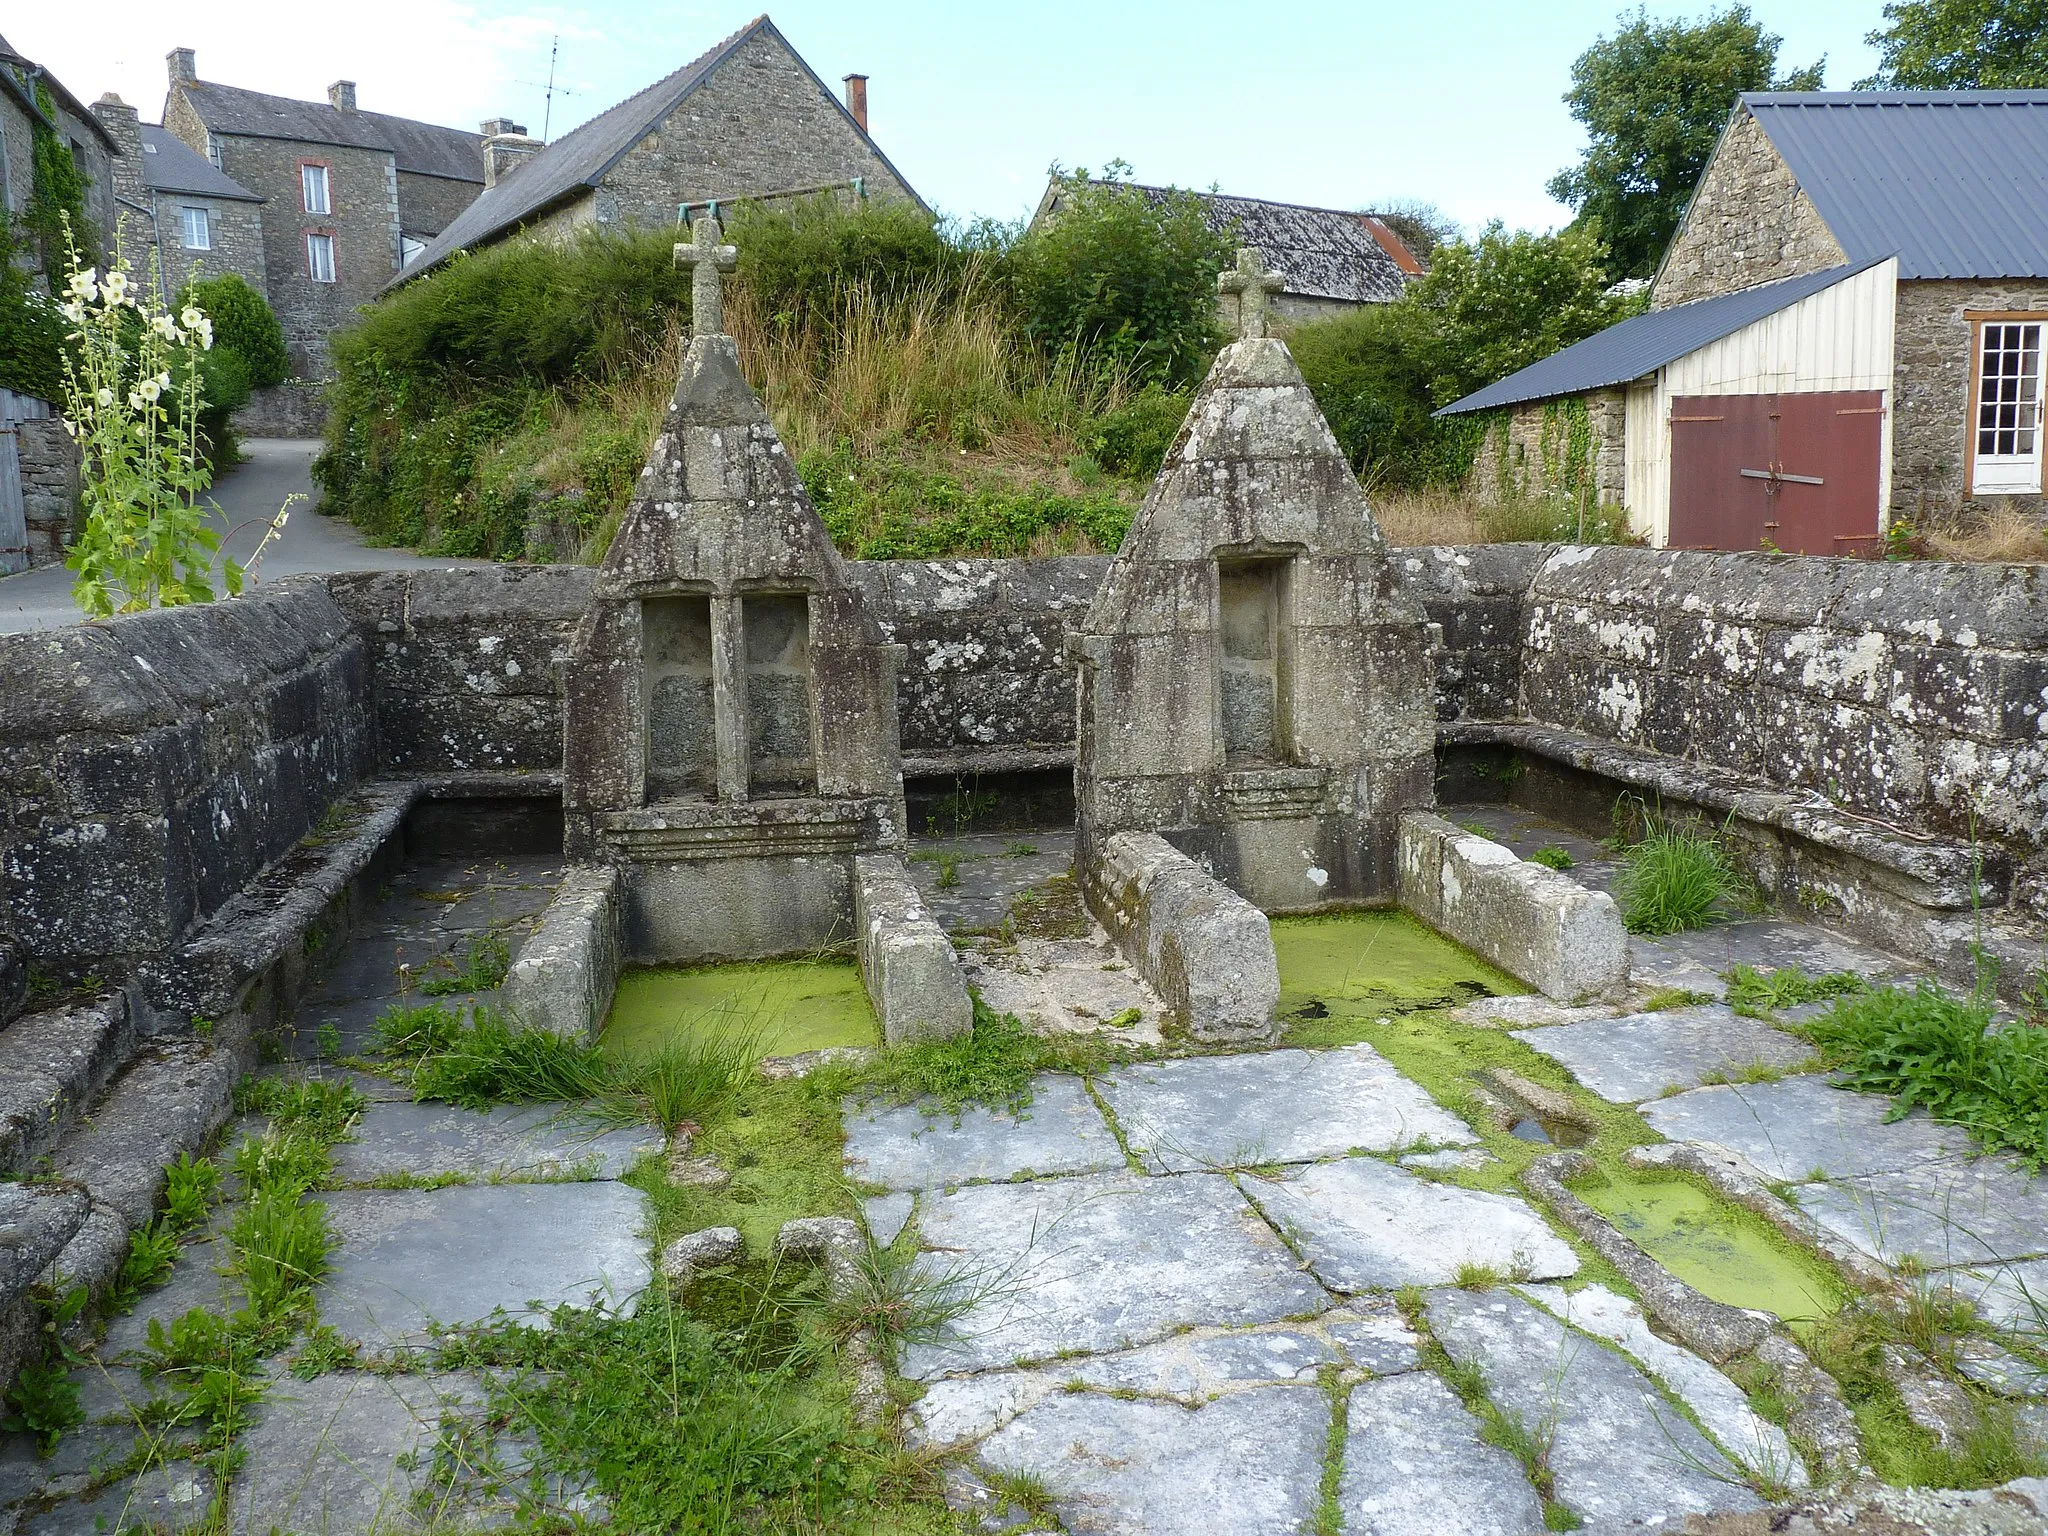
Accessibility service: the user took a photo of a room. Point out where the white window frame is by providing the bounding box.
[180,205,210,251]
[300,162,331,215]
[1970,316,2045,497]
[306,231,336,283]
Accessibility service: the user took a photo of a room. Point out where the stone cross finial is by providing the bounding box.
[675,212,739,336]
[1217,246,1284,340]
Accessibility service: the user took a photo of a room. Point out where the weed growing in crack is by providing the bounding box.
[1311,1363,1352,1536]
[407,1008,613,1109]
[419,930,512,996]
[1615,823,1745,935]
[608,1022,763,1136]
[371,999,465,1057]
[228,1191,333,1321]
[1529,845,1575,871]
[848,997,1082,1115]
[3,1289,88,1449]
[163,1152,221,1230]
[1722,963,1865,1018]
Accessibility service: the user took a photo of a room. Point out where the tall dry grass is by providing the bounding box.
[1926,503,2048,564]
[1369,485,1637,547]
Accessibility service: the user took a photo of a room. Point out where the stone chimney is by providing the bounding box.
[480,123,540,189]
[167,48,196,86]
[842,73,868,132]
[90,94,148,208]
[328,80,356,112]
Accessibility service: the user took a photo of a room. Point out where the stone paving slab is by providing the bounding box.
[1096,1045,1478,1174]
[318,1183,650,1347]
[1518,1283,1805,1488]
[227,1369,478,1534]
[1628,919,1905,1001]
[99,1233,241,1360]
[863,1191,915,1246]
[906,835,1075,933]
[1242,1157,1578,1292]
[1639,1074,1983,1182]
[23,1461,216,1534]
[842,1075,1124,1191]
[1949,1260,2048,1334]
[974,1383,1328,1536]
[1512,1005,1814,1104]
[900,1171,1327,1379]
[961,936,1165,1043]
[329,1101,661,1185]
[1340,1369,1546,1536]
[1427,1288,1763,1530]
[1792,1160,2048,1271]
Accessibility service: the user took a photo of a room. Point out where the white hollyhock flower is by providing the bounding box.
[151,314,180,341]
[58,300,85,324]
[181,306,205,329]
[137,379,161,403]
[155,370,172,389]
[101,270,130,304]
[66,269,99,302]
[95,388,114,407]
[128,390,146,409]
[195,319,214,349]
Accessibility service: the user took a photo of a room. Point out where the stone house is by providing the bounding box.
[1028,182,1423,327]
[391,15,923,288]
[161,48,489,374]
[0,33,119,272]
[1443,90,2048,551]
[87,97,267,303]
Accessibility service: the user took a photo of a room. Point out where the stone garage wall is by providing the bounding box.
[0,579,372,966]
[1519,545,2048,846]
[327,566,595,775]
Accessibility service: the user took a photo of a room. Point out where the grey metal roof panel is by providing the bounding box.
[139,125,262,202]
[181,80,482,182]
[1743,91,2048,279]
[1436,259,1885,416]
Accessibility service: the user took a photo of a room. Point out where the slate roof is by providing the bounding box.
[1742,91,2048,280]
[139,124,261,202]
[1436,259,1888,416]
[388,15,924,289]
[1036,182,1421,305]
[177,79,482,183]
[0,37,118,152]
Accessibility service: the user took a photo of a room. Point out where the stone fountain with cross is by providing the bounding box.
[558,214,970,1039]
[1069,246,1435,1036]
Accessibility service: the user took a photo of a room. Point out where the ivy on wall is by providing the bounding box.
[23,80,95,280]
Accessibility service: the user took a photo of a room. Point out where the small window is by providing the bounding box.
[399,234,425,267]
[306,231,336,283]
[1974,319,2045,496]
[205,133,221,170]
[300,163,330,215]
[180,206,210,251]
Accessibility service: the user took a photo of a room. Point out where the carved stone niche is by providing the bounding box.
[561,333,905,963]
[1073,335,1437,912]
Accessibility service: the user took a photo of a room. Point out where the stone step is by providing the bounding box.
[0,994,137,1177]
[46,1026,250,1299]
[0,1183,94,1387]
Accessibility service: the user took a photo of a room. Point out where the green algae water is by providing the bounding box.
[602,958,879,1060]
[1579,1171,1847,1329]
[1273,910,1520,1025]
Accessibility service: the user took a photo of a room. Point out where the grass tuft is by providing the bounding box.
[1723,963,1865,1018]
[1615,824,1742,935]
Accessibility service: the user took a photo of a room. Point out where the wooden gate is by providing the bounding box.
[1668,391,1884,554]
[0,389,53,576]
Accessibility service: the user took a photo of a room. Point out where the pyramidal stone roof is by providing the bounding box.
[1086,335,1410,630]
[594,331,854,599]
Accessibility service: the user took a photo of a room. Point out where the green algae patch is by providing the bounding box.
[604,959,879,1061]
[1576,1169,1848,1330]
[1272,910,1519,1025]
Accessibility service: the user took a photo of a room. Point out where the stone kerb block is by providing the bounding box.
[501,864,622,1043]
[1398,810,1627,1004]
[1086,831,1279,1044]
[853,854,971,1045]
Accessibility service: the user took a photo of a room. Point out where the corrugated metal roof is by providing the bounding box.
[388,15,926,290]
[1744,91,2048,279]
[139,125,262,202]
[1436,259,1885,416]
[1039,182,1417,304]
[180,80,482,182]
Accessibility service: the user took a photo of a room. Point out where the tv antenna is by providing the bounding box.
[515,36,575,141]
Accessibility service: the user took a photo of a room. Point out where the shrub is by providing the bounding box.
[1007,162,1230,385]
[1086,382,1190,478]
[179,273,288,387]
[1289,303,1483,490]
[1615,824,1741,934]
[0,213,68,400]
[800,443,1131,559]
[729,193,971,336]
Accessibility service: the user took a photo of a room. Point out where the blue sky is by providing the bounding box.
[28,1,1886,233]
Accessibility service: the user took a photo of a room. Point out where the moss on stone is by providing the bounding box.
[603,959,880,1060]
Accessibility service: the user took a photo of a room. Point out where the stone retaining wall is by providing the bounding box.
[1519,545,2048,848]
[0,578,372,966]
[232,383,331,440]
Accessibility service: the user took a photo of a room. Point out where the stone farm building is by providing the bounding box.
[391,15,923,289]
[90,99,269,304]
[1028,182,1424,326]
[161,48,490,375]
[1442,91,2048,552]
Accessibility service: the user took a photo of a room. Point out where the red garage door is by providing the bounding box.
[1668,392,1883,554]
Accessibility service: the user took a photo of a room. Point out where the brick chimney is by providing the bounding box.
[90,94,148,208]
[480,122,540,189]
[328,80,357,112]
[167,48,196,86]
[842,73,868,133]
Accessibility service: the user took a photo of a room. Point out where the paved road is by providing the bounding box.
[0,439,484,634]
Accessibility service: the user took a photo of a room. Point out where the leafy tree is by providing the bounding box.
[1548,6,1824,279]
[178,273,288,387]
[1288,222,1640,490]
[1007,162,1231,385]
[1860,0,2048,87]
